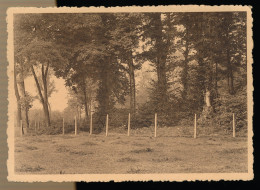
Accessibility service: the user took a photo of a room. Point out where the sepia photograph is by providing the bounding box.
[7,6,253,182]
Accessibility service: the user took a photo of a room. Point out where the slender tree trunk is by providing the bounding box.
[31,65,51,127]
[230,65,235,95]
[48,102,51,119]
[128,52,136,117]
[14,63,22,128]
[98,57,110,125]
[226,48,235,95]
[79,106,81,123]
[224,13,235,95]
[82,81,89,121]
[18,67,29,129]
[182,37,189,104]
[42,64,51,127]
[19,81,29,129]
[215,62,218,97]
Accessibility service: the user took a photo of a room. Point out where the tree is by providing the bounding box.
[137,13,177,124]
[220,12,247,95]
[34,71,56,118]
[15,55,34,131]
[14,15,36,130]
[19,39,65,127]
[14,14,67,127]
[14,61,22,128]
[110,13,143,118]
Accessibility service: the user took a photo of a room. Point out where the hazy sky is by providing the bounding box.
[25,76,69,112]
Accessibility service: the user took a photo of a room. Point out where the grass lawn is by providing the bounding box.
[14,126,248,174]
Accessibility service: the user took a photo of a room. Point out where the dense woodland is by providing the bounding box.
[13,12,247,134]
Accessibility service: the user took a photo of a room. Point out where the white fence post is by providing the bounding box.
[106,114,109,137]
[194,114,197,138]
[128,113,131,136]
[75,116,77,135]
[90,112,93,135]
[154,113,157,137]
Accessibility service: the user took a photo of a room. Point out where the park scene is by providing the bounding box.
[12,11,248,174]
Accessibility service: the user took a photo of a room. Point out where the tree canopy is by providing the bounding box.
[14,12,247,131]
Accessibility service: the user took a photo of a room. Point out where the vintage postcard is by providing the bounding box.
[7,5,253,182]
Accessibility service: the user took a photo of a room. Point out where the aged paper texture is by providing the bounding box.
[7,5,253,182]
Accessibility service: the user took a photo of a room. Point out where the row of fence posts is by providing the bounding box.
[19,113,236,138]
[193,113,236,138]
[19,119,42,136]
[59,113,236,138]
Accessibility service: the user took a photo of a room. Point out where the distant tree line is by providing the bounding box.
[13,12,247,132]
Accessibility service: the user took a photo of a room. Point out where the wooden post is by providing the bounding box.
[106,114,108,137]
[194,114,197,138]
[233,113,235,138]
[154,113,157,137]
[90,112,93,135]
[62,118,65,135]
[20,120,23,136]
[75,116,77,135]
[127,113,131,136]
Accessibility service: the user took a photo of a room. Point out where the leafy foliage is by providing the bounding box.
[14,12,248,135]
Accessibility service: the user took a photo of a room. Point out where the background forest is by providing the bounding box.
[13,12,247,135]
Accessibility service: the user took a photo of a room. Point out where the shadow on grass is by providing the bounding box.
[17,164,44,173]
[131,148,153,153]
[152,156,182,162]
[69,150,94,156]
[218,147,247,155]
[81,141,98,146]
[25,145,38,150]
[127,167,146,173]
[117,157,138,162]
[56,145,70,153]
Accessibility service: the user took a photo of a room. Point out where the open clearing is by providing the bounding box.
[14,127,248,174]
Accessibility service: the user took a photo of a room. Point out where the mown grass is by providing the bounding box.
[14,126,248,174]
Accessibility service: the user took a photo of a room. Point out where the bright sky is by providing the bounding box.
[25,76,69,112]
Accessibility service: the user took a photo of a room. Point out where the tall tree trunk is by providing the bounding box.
[41,64,51,127]
[182,35,189,104]
[79,106,81,123]
[229,64,235,95]
[97,57,110,129]
[153,14,168,111]
[215,62,218,97]
[224,13,235,95]
[31,65,51,127]
[128,52,136,117]
[14,63,22,128]
[18,66,29,130]
[82,84,89,121]
[226,48,235,95]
